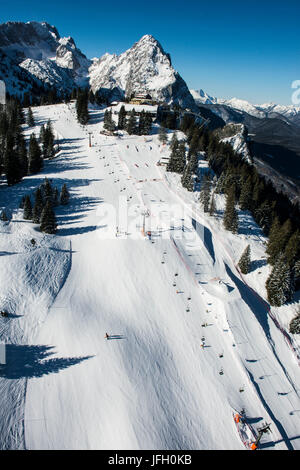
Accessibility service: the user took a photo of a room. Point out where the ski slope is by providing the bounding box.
[1,103,300,450]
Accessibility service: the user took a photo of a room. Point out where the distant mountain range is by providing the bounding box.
[190,89,300,125]
[190,89,300,197]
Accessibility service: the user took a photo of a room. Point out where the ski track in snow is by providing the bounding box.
[0,103,300,450]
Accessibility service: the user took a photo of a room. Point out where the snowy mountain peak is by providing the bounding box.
[190,89,218,105]
[137,34,159,44]
[89,34,195,109]
[0,21,59,61]
[0,21,91,93]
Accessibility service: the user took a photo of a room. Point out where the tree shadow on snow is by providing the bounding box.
[224,263,271,340]
[107,335,126,340]
[250,258,267,272]
[57,225,101,237]
[0,344,93,379]
[192,218,215,264]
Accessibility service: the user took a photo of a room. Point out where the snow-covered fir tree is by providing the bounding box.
[126,109,137,135]
[266,254,294,306]
[266,218,292,266]
[199,173,212,213]
[76,89,89,125]
[223,186,239,234]
[168,140,186,174]
[40,200,57,234]
[103,109,115,132]
[117,105,126,130]
[238,245,251,274]
[23,195,33,220]
[158,125,168,145]
[209,192,216,216]
[28,133,43,174]
[27,107,35,127]
[60,183,70,205]
[32,188,44,224]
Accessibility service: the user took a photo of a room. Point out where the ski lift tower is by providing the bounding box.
[141,208,150,237]
[88,132,92,148]
[252,423,271,450]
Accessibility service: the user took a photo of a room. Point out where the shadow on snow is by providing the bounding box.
[0,344,94,379]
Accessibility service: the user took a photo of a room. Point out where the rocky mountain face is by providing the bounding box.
[0,23,196,110]
[89,34,197,109]
[190,89,218,105]
[0,21,91,95]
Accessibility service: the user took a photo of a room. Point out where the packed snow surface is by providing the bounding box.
[0,103,300,450]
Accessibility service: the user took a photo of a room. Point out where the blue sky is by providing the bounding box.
[1,0,300,105]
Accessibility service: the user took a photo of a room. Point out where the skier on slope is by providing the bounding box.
[105,333,110,340]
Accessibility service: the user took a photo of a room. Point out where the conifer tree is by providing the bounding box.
[170,132,178,152]
[60,183,70,205]
[39,124,45,143]
[43,177,54,203]
[32,188,44,223]
[167,140,186,174]
[290,310,300,334]
[284,230,300,268]
[209,192,216,216]
[199,173,212,213]
[42,120,55,159]
[138,110,146,135]
[23,195,33,220]
[181,161,194,191]
[40,200,57,234]
[199,132,209,152]
[238,245,251,274]
[266,218,292,265]
[239,176,253,211]
[158,125,168,144]
[294,260,300,289]
[254,200,273,235]
[143,112,152,135]
[117,105,126,130]
[165,112,177,130]
[17,133,28,178]
[266,254,294,306]
[126,109,137,135]
[27,107,35,127]
[53,187,59,206]
[223,186,239,234]
[28,133,42,174]
[3,134,22,185]
[88,90,95,105]
[76,89,89,125]
[103,109,115,132]
[215,172,226,194]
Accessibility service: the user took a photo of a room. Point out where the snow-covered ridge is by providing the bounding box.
[190,89,218,105]
[191,87,300,122]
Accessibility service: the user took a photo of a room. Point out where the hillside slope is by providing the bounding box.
[0,103,300,450]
